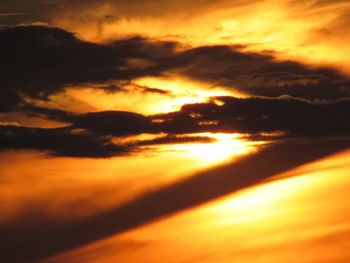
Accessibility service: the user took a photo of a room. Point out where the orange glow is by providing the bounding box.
[1,1,350,262]
[50,0,350,75]
[48,149,350,263]
[133,77,245,113]
[0,150,203,223]
[153,133,262,165]
[0,134,261,223]
[30,77,243,115]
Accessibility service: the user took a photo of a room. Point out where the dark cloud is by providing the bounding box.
[0,26,175,112]
[1,25,349,113]
[155,97,350,138]
[94,83,171,95]
[96,84,123,94]
[70,111,153,136]
[2,97,348,157]
[0,125,128,157]
[138,86,170,95]
[137,135,215,146]
[162,45,350,100]
[0,25,349,158]
[20,105,75,122]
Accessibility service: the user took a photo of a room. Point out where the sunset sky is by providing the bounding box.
[0,1,350,262]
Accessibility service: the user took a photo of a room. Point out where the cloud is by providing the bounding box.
[2,0,350,75]
[0,25,349,158]
[162,45,350,100]
[0,125,128,157]
[70,111,153,136]
[1,96,348,157]
[0,25,177,112]
[1,25,349,114]
[137,135,215,146]
[155,97,350,138]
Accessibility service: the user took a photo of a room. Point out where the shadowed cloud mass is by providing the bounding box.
[1,25,349,112]
[0,25,349,157]
[1,97,349,157]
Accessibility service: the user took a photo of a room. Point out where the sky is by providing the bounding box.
[0,1,350,262]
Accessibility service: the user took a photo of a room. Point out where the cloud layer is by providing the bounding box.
[1,25,349,110]
[0,25,349,157]
[1,96,349,157]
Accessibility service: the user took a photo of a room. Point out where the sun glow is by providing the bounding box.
[47,150,350,263]
[154,133,262,165]
[133,77,245,113]
[53,77,244,115]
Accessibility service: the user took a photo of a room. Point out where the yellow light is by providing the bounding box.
[152,133,261,166]
[134,77,245,113]
[53,77,245,115]
[52,0,350,75]
[48,150,350,263]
